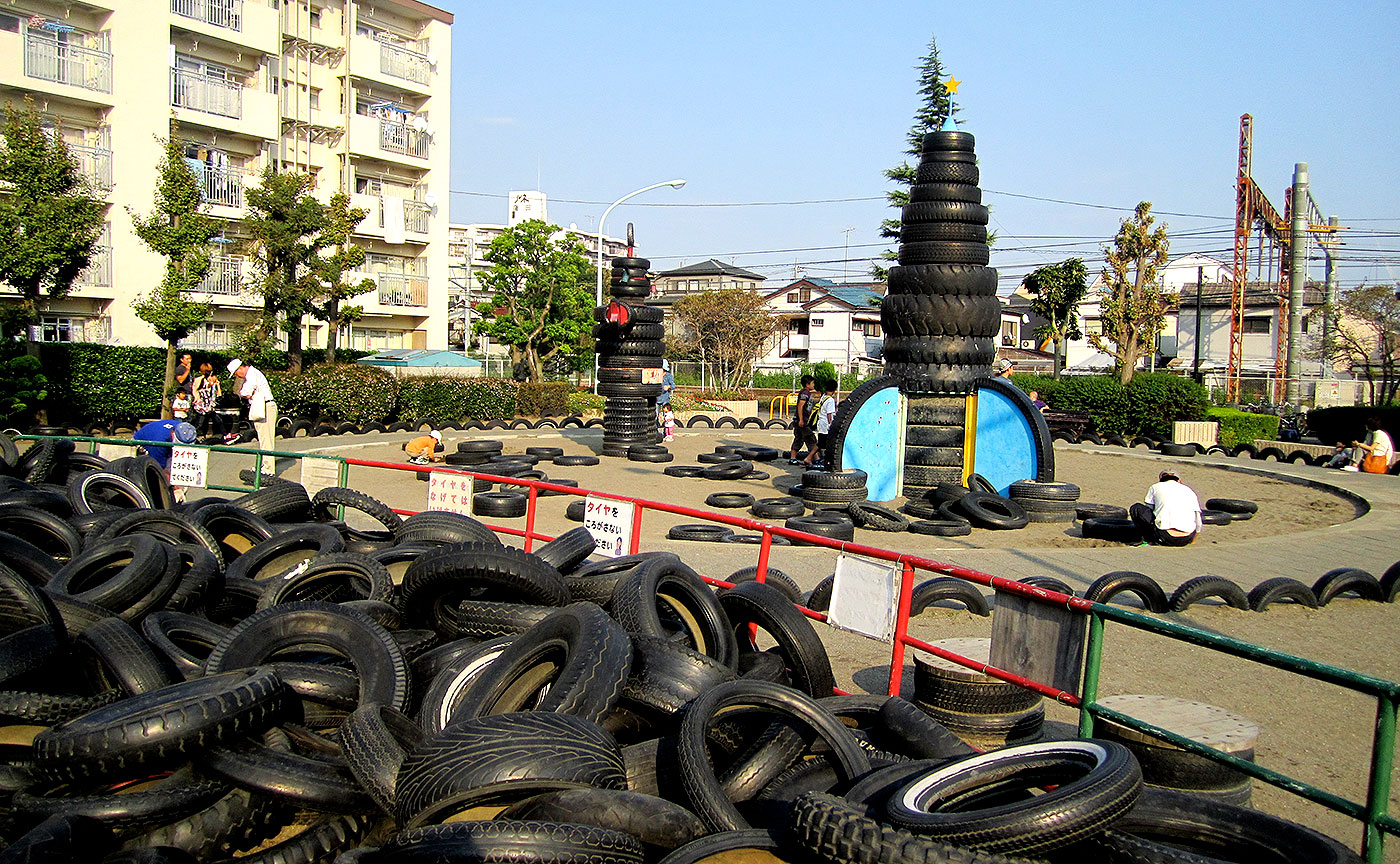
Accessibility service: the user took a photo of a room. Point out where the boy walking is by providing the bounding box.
[788,375,818,464]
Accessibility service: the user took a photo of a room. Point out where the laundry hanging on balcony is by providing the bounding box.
[383,195,406,244]
[29,16,75,33]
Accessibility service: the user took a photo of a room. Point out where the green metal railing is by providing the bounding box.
[1078,603,1400,863]
[21,434,349,494]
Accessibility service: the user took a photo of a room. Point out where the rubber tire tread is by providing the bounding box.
[1247,576,1320,611]
[1169,576,1249,612]
[718,581,834,697]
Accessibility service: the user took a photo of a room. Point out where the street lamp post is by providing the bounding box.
[593,179,686,393]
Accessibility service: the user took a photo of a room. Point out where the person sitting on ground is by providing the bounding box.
[1345,416,1394,474]
[807,379,838,469]
[1129,469,1202,547]
[171,386,192,421]
[132,419,198,472]
[1325,443,1356,469]
[404,430,444,464]
[1028,390,1048,412]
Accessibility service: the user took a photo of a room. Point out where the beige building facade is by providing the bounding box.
[0,0,452,352]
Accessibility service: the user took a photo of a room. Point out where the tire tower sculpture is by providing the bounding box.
[879,130,1000,501]
[595,229,667,458]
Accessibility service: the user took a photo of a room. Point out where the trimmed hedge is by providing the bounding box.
[1010,372,1209,437]
[266,364,398,426]
[1206,407,1280,448]
[397,377,519,422]
[1305,406,1400,448]
[517,382,572,417]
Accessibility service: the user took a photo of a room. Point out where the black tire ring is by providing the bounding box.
[718,581,834,697]
[204,601,410,711]
[611,557,737,669]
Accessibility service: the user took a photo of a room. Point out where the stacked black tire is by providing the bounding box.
[798,469,868,510]
[1008,480,1081,524]
[881,130,999,495]
[913,638,1044,750]
[596,256,665,458]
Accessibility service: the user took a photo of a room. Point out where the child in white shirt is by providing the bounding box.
[662,406,676,442]
[171,387,192,421]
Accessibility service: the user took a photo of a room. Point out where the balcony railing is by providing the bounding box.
[68,143,113,193]
[171,0,243,31]
[375,198,431,235]
[379,119,429,158]
[172,69,243,119]
[379,42,429,84]
[197,254,246,295]
[77,246,112,287]
[197,166,246,208]
[377,273,427,307]
[24,33,112,93]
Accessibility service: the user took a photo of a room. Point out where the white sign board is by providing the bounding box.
[299,459,343,499]
[426,471,475,516]
[828,553,899,642]
[97,443,129,461]
[583,495,635,558]
[167,446,208,488]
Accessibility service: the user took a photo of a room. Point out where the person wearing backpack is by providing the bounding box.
[788,375,818,464]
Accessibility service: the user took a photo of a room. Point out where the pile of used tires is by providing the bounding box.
[596,253,666,459]
[0,436,1367,863]
[1077,564,1400,613]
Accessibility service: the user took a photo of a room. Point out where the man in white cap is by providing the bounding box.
[992,358,1015,379]
[404,429,444,464]
[226,358,276,452]
[1130,468,1202,546]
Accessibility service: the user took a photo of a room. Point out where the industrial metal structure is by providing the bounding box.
[1228,115,1342,403]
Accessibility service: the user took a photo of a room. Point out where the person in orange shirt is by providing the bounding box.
[404,430,444,464]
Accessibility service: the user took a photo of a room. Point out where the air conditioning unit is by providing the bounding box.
[1020,340,1035,349]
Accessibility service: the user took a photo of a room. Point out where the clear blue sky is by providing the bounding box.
[441,1,1399,290]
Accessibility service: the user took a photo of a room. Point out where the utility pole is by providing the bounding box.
[1284,162,1308,404]
[1192,266,1204,383]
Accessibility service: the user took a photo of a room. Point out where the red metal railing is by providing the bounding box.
[345,456,1077,704]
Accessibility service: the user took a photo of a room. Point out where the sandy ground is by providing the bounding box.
[203,428,1396,859]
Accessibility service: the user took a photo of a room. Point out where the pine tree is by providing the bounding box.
[873,35,957,281]
[0,100,104,339]
[131,129,217,416]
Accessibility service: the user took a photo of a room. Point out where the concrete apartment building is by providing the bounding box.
[448,191,627,352]
[0,0,452,352]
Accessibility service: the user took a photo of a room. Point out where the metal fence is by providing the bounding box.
[68,143,112,193]
[196,164,246,208]
[377,273,428,307]
[76,246,111,288]
[24,32,112,93]
[379,41,429,84]
[171,69,243,119]
[379,119,430,158]
[170,0,243,30]
[198,254,245,295]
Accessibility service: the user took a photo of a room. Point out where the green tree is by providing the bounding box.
[873,35,957,282]
[130,131,217,416]
[473,219,593,382]
[0,101,105,339]
[1307,283,1400,406]
[1089,202,1172,384]
[674,288,783,391]
[1023,258,1089,379]
[307,191,374,365]
[244,168,329,374]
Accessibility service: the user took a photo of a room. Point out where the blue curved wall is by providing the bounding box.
[839,385,902,502]
[972,387,1040,495]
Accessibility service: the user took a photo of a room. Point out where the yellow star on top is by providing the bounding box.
[944,76,961,94]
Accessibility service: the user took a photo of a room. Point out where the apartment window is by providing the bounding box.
[309,8,321,26]
[183,323,229,348]
[786,292,798,303]
[1083,318,1102,337]
[858,321,881,337]
[1001,321,1017,346]
[1243,316,1271,334]
[37,316,76,343]
[0,13,19,32]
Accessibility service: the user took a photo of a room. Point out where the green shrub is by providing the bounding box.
[0,346,47,425]
[517,382,572,417]
[1206,407,1280,448]
[46,344,166,423]
[265,365,397,425]
[397,377,519,421]
[1008,372,1208,436]
[567,390,605,415]
[1305,407,1400,448]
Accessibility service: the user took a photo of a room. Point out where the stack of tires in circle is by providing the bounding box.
[596,255,666,458]
[880,130,999,499]
[912,638,1044,750]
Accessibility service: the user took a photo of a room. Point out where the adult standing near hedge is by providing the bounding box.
[192,362,223,440]
[226,358,276,452]
[657,358,674,424]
